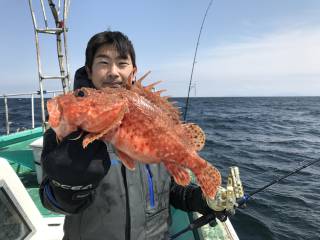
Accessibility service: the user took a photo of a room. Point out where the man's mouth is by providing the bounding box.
[102,81,123,88]
[108,84,122,88]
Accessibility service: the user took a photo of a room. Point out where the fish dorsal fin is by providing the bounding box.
[131,71,181,123]
[182,123,206,151]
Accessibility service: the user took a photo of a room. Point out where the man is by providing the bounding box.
[40,31,223,240]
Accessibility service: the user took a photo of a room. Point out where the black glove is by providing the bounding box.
[170,181,229,222]
[192,187,232,223]
[42,128,110,189]
[40,128,110,213]
[170,181,214,215]
[185,185,218,216]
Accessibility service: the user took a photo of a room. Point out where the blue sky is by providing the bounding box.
[1,0,320,97]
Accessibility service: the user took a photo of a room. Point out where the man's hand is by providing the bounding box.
[42,128,110,190]
[206,166,245,221]
[40,128,111,214]
[206,186,237,221]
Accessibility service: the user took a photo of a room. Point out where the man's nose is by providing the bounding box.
[108,64,119,76]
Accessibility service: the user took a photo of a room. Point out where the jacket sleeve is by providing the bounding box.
[39,128,110,215]
[169,179,214,216]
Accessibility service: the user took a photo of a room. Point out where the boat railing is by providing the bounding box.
[1,90,62,135]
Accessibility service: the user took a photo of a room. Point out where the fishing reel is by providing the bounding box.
[206,166,245,216]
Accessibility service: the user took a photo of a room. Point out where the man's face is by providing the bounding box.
[87,44,136,89]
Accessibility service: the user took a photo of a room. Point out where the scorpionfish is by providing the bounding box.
[47,73,221,199]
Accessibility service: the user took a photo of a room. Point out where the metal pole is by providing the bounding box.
[4,96,9,134]
[39,78,46,131]
[31,93,35,128]
[28,0,38,30]
[48,0,70,93]
[57,0,62,15]
[40,0,49,29]
[63,0,71,92]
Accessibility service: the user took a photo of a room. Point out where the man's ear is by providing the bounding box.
[126,68,138,88]
[85,66,92,79]
[132,67,137,79]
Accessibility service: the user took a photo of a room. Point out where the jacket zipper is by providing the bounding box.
[145,164,155,208]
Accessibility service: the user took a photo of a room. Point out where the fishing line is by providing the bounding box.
[183,0,214,122]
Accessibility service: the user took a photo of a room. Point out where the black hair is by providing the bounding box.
[85,31,136,70]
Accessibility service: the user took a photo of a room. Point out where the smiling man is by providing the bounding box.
[40,30,225,240]
[85,36,137,89]
[74,31,137,90]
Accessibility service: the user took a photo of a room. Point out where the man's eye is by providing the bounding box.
[119,62,129,66]
[99,61,109,64]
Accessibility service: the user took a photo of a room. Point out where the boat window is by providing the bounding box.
[0,187,32,240]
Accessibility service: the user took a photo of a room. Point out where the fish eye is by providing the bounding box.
[75,89,86,97]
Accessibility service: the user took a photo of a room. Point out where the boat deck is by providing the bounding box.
[0,127,60,217]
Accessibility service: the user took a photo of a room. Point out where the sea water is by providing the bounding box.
[1,97,319,240]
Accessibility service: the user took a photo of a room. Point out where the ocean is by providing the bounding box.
[1,97,320,240]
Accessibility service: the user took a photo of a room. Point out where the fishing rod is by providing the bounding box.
[169,157,320,240]
[237,157,320,207]
[179,1,214,238]
[183,0,214,121]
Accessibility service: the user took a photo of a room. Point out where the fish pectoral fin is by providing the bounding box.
[82,104,128,148]
[182,123,206,151]
[164,162,190,186]
[116,150,136,171]
[82,133,100,148]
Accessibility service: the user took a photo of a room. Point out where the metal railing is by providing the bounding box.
[1,90,62,135]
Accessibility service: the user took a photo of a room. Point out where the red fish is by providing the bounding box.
[47,74,221,198]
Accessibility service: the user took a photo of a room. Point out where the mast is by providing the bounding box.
[28,0,71,130]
